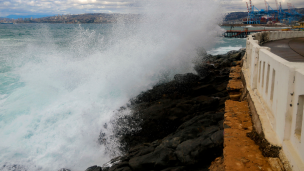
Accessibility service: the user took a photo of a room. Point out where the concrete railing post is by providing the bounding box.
[273,32,276,40]
[277,31,280,40]
[287,31,291,38]
[269,31,273,41]
[245,37,251,69]
[283,31,287,39]
[250,46,271,90]
[273,32,277,40]
[276,31,280,40]
[285,31,289,38]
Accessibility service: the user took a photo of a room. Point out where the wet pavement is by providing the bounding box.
[262,37,304,62]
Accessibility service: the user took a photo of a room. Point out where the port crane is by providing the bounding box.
[245,0,303,24]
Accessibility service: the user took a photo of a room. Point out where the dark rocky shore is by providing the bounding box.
[80,48,245,171]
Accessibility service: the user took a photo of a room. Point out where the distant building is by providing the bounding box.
[274,22,284,26]
[292,17,304,30]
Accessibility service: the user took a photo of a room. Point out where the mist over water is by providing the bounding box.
[0,1,224,170]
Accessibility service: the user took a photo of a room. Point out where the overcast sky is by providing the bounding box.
[1,0,304,18]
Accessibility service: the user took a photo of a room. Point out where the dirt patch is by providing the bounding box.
[209,157,224,171]
[224,100,273,171]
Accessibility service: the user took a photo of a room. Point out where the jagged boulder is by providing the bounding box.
[129,146,178,171]
[85,165,102,171]
[174,73,200,83]
[58,169,71,171]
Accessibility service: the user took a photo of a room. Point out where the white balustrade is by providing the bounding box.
[244,31,304,171]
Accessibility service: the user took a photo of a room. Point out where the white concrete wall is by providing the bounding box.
[244,31,304,171]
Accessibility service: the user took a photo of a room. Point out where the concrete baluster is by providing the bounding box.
[271,31,275,41]
[283,31,287,39]
[287,31,291,38]
[277,31,281,39]
[273,31,276,40]
[269,31,273,41]
[276,31,280,40]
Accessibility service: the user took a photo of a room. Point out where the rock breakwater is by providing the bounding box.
[83,48,246,171]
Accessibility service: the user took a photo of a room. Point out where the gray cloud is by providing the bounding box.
[0,0,304,17]
[0,0,141,17]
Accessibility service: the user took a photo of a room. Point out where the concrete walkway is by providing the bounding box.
[262,37,304,62]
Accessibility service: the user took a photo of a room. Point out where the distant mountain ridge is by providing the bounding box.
[6,14,52,19]
[0,13,140,24]
[0,17,11,21]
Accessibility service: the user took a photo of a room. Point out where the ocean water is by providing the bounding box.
[0,1,246,171]
[207,37,246,55]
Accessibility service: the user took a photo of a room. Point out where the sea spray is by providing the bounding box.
[0,1,224,170]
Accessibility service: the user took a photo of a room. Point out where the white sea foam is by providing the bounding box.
[207,46,243,55]
[0,1,224,171]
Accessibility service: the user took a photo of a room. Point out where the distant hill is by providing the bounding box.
[0,17,11,21]
[6,14,53,19]
[1,13,141,24]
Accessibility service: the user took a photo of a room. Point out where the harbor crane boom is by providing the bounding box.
[264,0,268,12]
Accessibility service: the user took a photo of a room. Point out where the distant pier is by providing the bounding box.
[223,29,279,38]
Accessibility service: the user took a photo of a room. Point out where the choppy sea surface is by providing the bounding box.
[0,2,247,170]
[207,37,246,55]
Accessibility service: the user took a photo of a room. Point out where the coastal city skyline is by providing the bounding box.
[1,0,304,18]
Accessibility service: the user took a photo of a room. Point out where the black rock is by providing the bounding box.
[108,161,132,171]
[160,166,185,171]
[85,165,102,171]
[175,130,223,165]
[192,84,217,96]
[174,73,200,83]
[58,169,71,171]
[129,146,178,171]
